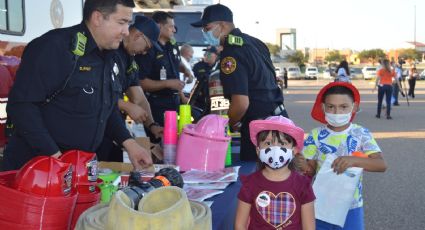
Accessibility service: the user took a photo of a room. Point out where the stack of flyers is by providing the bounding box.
[181,166,241,202]
[182,166,240,184]
[183,187,224,202]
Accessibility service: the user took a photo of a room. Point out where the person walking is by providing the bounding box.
[191,4,288,161]
[2,0,152,171]
[374,59,401,119]
[408,66,418,98]
[283,67,288,89]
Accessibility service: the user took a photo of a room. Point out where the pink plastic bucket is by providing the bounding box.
[176,115,230,171]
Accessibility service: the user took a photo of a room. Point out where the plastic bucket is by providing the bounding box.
[0,171,77,229]
[70,186,101,230]
[176,131,229,171]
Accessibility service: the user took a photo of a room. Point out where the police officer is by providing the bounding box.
[2,0,152,170]
[136,11,193,127]
[189,46,220,121]
[97,15,163,162]
[192,4,288,161]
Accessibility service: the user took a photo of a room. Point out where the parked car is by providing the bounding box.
[322,67,336,79]
[287,66,301,79]
[274,67,282,77]
[350,68,362,79]
[305,67,318,79]
[419,69,425,80]
[362,66,378,80]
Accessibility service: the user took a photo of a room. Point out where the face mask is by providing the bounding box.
[202,25,220,46]
[324,110,352,127]
[259,146,293,169]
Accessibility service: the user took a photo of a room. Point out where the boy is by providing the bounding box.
[298,82,387,230]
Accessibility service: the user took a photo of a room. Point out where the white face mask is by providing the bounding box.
[259,146,293,169]
[324,110,352,127]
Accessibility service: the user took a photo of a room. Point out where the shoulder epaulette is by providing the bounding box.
[126,60,139,75]
[227,34,243,46]
[170,38,177,46]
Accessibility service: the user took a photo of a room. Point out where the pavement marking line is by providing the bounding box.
[302,131,425,139]
[371,131,425,139]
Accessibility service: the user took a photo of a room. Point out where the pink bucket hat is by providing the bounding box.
[249,116,305,152]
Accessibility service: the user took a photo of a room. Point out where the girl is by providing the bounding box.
[235,116,315,230]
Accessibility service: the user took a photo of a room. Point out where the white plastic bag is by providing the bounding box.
[312,154,363,227]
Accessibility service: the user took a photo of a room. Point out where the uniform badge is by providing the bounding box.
[112,62,119,81]
[221,56,237,75]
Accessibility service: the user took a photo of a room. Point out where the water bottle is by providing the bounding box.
[160,66,167,80]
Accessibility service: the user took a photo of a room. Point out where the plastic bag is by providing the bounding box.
[312,154,363,227]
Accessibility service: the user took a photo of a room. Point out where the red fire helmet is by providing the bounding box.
[13,156,73,197]
[60,150,98,193]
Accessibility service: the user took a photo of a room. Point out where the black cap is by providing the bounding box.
[202,46,219,54]
[131,15,161,50]
[191,4,233,27]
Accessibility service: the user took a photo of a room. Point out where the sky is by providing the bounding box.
[212,0,425,51]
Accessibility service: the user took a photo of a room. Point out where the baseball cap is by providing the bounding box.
[191,4,233,27]
[131,15,161,50]
[311,82,360,124]
[202,46,219,54]
[249,116,305,152]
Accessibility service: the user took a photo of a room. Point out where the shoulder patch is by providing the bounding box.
[221,56,237,75]
[228,34,243,46]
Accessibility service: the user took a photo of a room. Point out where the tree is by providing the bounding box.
[325,50,343,63]
[398,48,421,62]
[358,49,386,65]
[286,50,305,67]
[265,42,281,56]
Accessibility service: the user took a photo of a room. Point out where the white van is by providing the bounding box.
[287,66,301,79]
[362,67,378,80]
[305,67,318,79]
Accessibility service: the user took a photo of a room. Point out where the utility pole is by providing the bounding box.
[414,5,416,50]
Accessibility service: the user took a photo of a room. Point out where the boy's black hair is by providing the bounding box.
[255,130,297,171]
[83,0,135,22]
[321,85,355,103]
[152,11,174,24]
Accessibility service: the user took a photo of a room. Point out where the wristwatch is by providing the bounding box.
[148,122,160,130]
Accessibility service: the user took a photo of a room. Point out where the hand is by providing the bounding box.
[166,79,185,91]
[293,154,309,172]
[51,151,62,158]
[123,139,153,170]
[150,125,163,139]
[331,156,357,174]
[184,71,194,84]
[126,103,148,124]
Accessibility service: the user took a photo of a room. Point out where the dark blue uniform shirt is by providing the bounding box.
[220,28,284,119]
[116,43,140,95]
[3,23,131,170]
[136,41,181,96]
[219,28,286,161]
[134,40,181,127]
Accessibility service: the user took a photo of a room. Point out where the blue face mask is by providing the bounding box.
[202,26,220,46]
